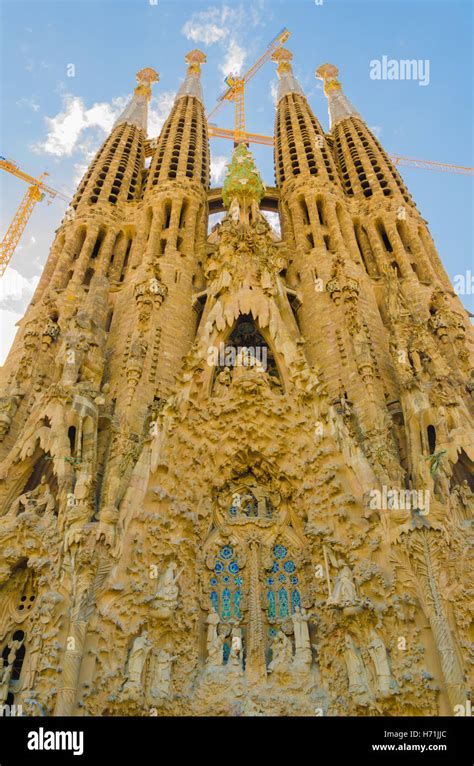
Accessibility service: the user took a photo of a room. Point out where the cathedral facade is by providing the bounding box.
[0,48,472,717]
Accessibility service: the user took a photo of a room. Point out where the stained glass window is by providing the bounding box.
[210,546,242,620]
[266,544,301,621]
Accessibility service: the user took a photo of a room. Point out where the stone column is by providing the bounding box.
[246,540,266,684]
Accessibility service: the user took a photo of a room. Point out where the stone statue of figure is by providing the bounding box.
[206,610,220,652]
[292,606,312,669]
[0,640,23,703]
[352,326,372,369]
[206,630,225,668]
[150,648,177,699]
[123,631,152,691]
[233,347,268,383]
[228,627,243,673]
[155,562,181,617]
[327,565,359,607]
[268,631,293,675]
[9,475,55,518]
[453,481,473,511]
[214,367,232,396]
[368,629,396,697]
[344,634,373,706]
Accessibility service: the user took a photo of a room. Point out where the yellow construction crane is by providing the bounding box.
[207,27,290,145]
[0,157,69,277]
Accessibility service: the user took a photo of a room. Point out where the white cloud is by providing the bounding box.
[262,211,281,237]
[220,39,246,77]
[72,162,88,187]
[270,79,279,106]
[181,5,259,78]
[16,97,40,112]
[369,125,383,139]
[31,94,127,158]
[0,269,40,365]
[210,155,229,185]
[182,5,246,46]
[182,18,228,45]
[148,91,177,138]
[32,90,177,163]
[0,268,39,304]
[0,309,22,366]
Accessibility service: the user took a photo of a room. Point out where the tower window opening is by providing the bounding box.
[91,231,105,260]
[316,198,325,225]
[300,199,310,225]
[119,239,132,282]
[68,426,76,455]
[377,222,393,252]
[427,425,436,454]
[163,202,172,229]
[105,309,114,332]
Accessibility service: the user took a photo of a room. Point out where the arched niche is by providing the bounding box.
[208,313,285,397]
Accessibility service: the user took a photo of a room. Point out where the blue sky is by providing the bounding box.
[0,0,473,363]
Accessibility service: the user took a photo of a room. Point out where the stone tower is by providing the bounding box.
[0,47,472,718]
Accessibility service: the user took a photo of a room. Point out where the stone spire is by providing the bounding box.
[316,63,360,128]
[271,48,305,102]
[114,67,159,132]
[176,49,206,104]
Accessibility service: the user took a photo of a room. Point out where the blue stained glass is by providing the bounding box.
[223,642,230,664]
[267,577,274,585]
[220,546,233,560]
[210,590,218,612]
[215,561,224,573]
[210,577,218,586]
[228,562,239,574]
[268,627,278,637]
[267,590,276,619]
[229,503,238,516]
[279,587,289,617]
[271,562,279,573]
[222,587,231,620]
[274,545,287,559]
[278,574,286,583]
[290,576,298,585]
[284,560,296,573]
[234,576,242,585]
[291,589,301,613]
[223,575,230,583]
[234,589,242,618]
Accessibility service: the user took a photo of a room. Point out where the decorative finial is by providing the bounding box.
[316,63,360,128]
[272,48,304,102]
[316,63,340,95]
[134,67,159,101]
[185,49,207,73]
[272,47,294,76]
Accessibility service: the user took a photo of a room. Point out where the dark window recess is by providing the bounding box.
[427,425,436,454]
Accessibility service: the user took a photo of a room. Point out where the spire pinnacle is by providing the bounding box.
[316,63,360,128]
[222,143,265,215]
[272,48,304,102]
[176,49,206,103]
[114,67,159,132]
